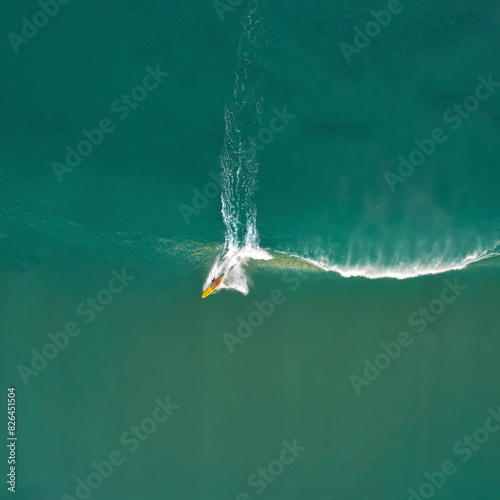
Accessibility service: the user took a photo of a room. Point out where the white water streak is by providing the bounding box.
[275,246,500,279]
[205,1,272,295]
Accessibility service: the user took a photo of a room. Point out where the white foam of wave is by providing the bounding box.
[204,245,272,295]
[275,246,500,279]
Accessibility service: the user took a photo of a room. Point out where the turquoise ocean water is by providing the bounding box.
[1,0,500,498]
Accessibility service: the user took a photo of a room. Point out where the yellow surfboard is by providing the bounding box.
[202,275,224,298]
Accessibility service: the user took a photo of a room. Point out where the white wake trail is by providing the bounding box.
[205,0,272,295]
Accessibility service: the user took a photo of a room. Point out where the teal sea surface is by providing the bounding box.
[1,0,500,499]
